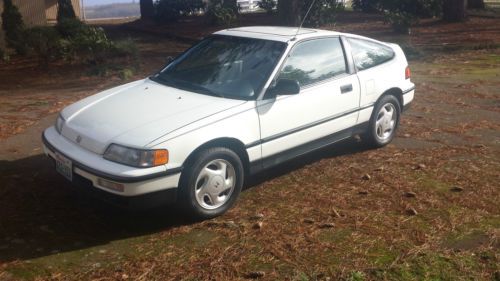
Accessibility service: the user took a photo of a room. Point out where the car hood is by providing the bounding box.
[60,79,246,154]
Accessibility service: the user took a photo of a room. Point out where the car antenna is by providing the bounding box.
[291,0,316,41]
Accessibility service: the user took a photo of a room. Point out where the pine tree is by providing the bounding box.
[57,0,77,22]
[1,0,26,54]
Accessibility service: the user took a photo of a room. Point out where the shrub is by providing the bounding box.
[57,0,77,22]
[66,27,138,65]
[1,1,137,70]
[351,0,379,12]
[302,0,344,27]
[258,0,277,14]
[66,26,115,64]
[119,68,135,80]
[154,0,204,23]
[112,38,139,59]
[206,0,237,26]
[56,18,86,38]
[22,22,137,67]
[24,26,63,66]
[379,0,442,33]
[1,0,27,54]
[352,0,441,18]
[383,11,416,34]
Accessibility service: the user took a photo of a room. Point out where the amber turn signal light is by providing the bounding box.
[153,150,169,166]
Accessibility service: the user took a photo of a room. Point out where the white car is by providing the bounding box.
[42,26,415,219]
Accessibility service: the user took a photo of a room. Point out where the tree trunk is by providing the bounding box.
[140,0,154,20]
[57,0,77,21]
[443,0,467,22]
[467,0,485,9]
[278,0,302,26]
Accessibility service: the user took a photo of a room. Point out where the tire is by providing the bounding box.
[364,95,401,148]
[178,147,244,219]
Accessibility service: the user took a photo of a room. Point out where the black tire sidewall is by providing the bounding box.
[368,95,401,147]
[179,147,244,219]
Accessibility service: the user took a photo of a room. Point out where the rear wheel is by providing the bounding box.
[179,147,244,219]
[364,95,401,147]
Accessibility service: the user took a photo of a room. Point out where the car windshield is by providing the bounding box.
[152,35,286,100]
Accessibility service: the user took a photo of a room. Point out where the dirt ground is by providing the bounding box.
[0,12,499,281]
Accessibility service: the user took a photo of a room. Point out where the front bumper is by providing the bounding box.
[42,126,182,207]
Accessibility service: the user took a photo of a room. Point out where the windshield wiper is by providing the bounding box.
[150,75,225,98]
[149,74,170,86]
[188,84,225,98]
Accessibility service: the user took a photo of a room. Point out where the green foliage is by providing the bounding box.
[154,0,205,23]
[112,38,139,59]
[24,26,62,66]
[56,18,85,38]
[206,0,238,26]
[351,0,379,12]
[64,26,115,64]
[57,0,77,22]
[19,18,137,67]
[119,68,135,80]
[1,0,27,54]
[379,0,442,18]
[383,10,417,34]
[258,0,277,14]
[348,271,365,281]
[302,0,344,27]
[380,0,442,33]
[352,0,441,32]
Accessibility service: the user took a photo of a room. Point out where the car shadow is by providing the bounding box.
[0,137,370,262]
[245,137,372,188]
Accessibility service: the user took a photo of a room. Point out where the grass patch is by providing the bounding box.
[318,228,353,243]
[372,251,496,281]
[415,173,450,193]
[368,245,399,267]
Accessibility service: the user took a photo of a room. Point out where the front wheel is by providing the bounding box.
[178,147,244,219]
[364,95,401,148]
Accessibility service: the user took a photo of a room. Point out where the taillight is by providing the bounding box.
[405,66,411,80]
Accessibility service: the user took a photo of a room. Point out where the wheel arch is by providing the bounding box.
[182,137,250,176]
[379,87,403,110]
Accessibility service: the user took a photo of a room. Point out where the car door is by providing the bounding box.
[256,37,361,167]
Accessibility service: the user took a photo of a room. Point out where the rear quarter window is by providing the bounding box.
[348,38,395,71]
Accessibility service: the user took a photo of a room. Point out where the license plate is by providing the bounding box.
[55,152,73,182]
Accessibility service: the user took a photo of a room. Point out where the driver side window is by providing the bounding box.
[278,38,347,88]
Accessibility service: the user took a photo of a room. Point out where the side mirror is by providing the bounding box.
[267,79,300,98]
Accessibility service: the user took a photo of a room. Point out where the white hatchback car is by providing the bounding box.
[43,26,414,218]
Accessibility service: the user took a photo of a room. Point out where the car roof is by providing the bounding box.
[215,26,342,42]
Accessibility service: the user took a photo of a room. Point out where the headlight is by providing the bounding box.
[103,144,168,168]
[55,115,65,134]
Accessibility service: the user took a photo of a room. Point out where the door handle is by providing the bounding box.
[340,84,353,94]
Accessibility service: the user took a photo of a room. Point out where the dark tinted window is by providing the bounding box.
[278,38,347,87]
[156,36,286,99]
[348,38,395,71]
